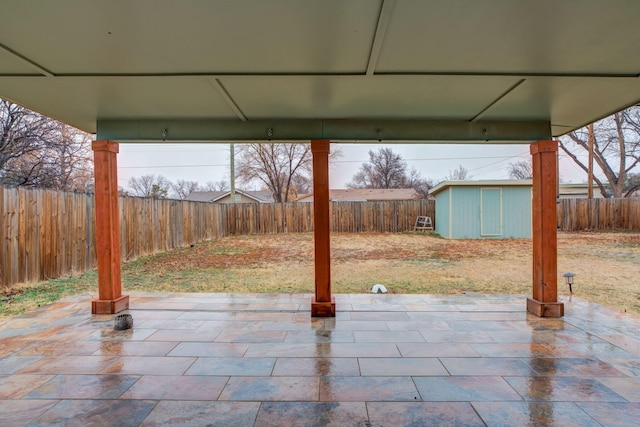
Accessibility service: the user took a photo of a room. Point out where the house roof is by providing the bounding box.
[185,191,226,203]
[2,1,640,144]
[297,188,419,202]
[185,190,274,203]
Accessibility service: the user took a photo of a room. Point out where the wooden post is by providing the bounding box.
[527,140,564,317]
[311,140,335,317]
[587,123,595,199]
[91,141,129,314]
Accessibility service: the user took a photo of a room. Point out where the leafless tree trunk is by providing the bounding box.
[508,160,533,180]
[171,179,201,199]
[445,165,472,181]
[558,106,640,198]
[1,99,93,190]
[203,180,228,191]
[348,147,432,198]
[236,143,312,203]
[127,174,171,198]
[348,148,408,189]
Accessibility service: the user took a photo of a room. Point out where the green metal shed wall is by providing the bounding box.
[450,187,481,238]
[501,187,532,238]
[480,188,502,236]
[435,188,451,238]
[434,185,531,239]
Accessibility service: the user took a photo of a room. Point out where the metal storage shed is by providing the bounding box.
[430,180,532,239]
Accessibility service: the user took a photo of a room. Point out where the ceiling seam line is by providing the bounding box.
[210,79,247,122]
[0,43,55,77]
[470,79,526,122]
[374,72,640,78]
[366,0,396,76]
[3,72,638,79]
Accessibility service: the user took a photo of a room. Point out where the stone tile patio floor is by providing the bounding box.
[1,292,640,426]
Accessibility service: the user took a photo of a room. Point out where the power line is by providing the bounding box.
[466,155,523,173]
[119,164,228,169]
[118,153,531,172]
[333,154,529,164]
[121,148,230,153]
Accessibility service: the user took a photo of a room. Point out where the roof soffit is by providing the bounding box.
[0,0,639,141]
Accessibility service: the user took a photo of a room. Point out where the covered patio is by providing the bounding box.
[5,1,639,318]
[1,292,639,426]
[2,1,640,424]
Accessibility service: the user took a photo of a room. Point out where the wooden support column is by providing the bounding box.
[527,140,564,317]
[311,140,335,317]
[91,141,129,314]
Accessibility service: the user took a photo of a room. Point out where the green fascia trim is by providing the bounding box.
[97,119,551,143]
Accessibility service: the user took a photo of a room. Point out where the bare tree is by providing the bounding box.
[445,165,472,181]
[406,167,434,199]
[508,160,533,180]
[171,179,201,199]
[203,180,228,191]
[127,174,171,198]
[559,105,640,198]
[290,174,312,195]
[236,143,312,203]
[1,100,52,172]
[348,148,408,189]
[1,99,93,190]
[49,125,93,191]
[348,147,432,197]
[624,172,640,197]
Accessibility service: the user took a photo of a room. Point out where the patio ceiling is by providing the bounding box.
[1,0,640,142]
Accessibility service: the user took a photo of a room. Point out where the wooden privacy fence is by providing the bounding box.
[5,185,636,288]
[1,186,435,288]
[1,187,96,289]
[557,197,640,231]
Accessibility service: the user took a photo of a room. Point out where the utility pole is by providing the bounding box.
[230,143,236,203]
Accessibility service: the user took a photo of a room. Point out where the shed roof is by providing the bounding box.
[2,1,640,143]
[430,180,533,196]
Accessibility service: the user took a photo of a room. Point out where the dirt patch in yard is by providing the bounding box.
[3,231,638,318]
[116,231,640,316]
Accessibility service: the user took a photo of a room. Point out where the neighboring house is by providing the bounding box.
[296,188,421,202]
[558,183,608,199]
[185,190,274,204]
[430,180,532,239]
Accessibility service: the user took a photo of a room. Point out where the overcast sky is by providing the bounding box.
[116,142,590,191]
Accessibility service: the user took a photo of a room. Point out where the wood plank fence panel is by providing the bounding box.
[0,186,4,287]
[7,188,19,285]
[557,198,640,231]
[5,184,637,289]
[1,187,8,287]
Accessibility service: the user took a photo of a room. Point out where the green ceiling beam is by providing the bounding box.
[97,119,551,143]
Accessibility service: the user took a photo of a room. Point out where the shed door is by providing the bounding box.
[480,188,502,236]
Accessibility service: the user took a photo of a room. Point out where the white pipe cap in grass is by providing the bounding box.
[371,284,388,294]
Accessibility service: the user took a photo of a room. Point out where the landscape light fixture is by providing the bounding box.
[563,272,575,293]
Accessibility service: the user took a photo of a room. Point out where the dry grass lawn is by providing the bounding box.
[119,231,640,316]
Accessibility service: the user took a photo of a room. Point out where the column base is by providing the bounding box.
[311,296,336,317]
[527,298,564,318]
[92,295,130,314]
